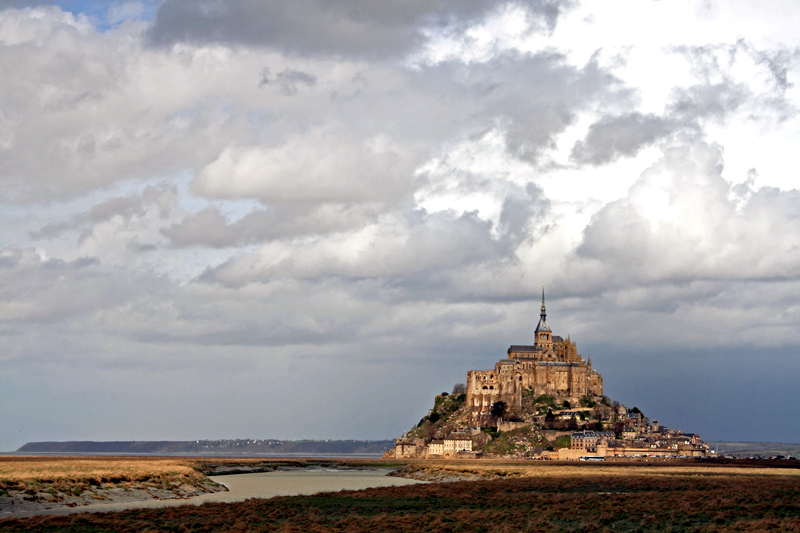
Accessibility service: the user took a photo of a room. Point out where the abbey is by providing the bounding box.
[466,290,603,424]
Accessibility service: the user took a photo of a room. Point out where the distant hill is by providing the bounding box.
[16,439,394,456]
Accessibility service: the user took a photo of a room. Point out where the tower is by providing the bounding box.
[534,285,553,351]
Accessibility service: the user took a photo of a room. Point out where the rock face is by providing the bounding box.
[466,288,602,426]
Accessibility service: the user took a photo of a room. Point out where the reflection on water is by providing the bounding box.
[55,468,424,515]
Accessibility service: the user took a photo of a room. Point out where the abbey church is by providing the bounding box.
[466,290,603,424]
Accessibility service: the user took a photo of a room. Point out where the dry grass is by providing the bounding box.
[0,457,199,488]
[403,459,800,480]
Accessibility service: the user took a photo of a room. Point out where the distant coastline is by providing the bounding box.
[712,441,800,459]
[12,439,395,457]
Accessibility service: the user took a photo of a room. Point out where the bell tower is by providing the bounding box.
[534,285,553,351]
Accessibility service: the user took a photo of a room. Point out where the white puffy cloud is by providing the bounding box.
[192,130,420,206]
[576,140,800,283]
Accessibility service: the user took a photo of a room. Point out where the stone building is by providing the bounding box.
[571,430,598,452]
[466,289,603,425]
[443,436,473,455]
[428,440,444,456]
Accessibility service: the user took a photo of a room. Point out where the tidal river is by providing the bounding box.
[23,468,425,517]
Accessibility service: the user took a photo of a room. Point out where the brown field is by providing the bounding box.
[1,457,799,532]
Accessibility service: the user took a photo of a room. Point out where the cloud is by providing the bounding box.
[570,113,679,165]
[191,130,420,206]
[0,7,628,206]
[668,41,799,123]
[147,0,569,59]
[0,248,121,325]
[259,67,317,95]
[30,184,176,245]
[163,202,386,247]
[0,7,262,202]
[197,210,501,287]
[575,139,800,284]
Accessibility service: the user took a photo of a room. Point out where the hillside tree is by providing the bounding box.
[490,400,508,419]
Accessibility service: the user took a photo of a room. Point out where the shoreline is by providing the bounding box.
[0,458,417,519]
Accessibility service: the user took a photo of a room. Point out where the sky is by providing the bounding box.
[1,0,799,451]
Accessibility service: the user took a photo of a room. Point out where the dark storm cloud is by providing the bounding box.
[570,113,678,166]
[147,0,569,58]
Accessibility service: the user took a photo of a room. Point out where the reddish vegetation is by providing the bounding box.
[2,472,800,532]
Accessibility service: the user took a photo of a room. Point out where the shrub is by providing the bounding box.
[534,395,556,408]
[554,436,571,449]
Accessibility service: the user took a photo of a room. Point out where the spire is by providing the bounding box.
[540,285,547,316]
[534,283,551,333]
